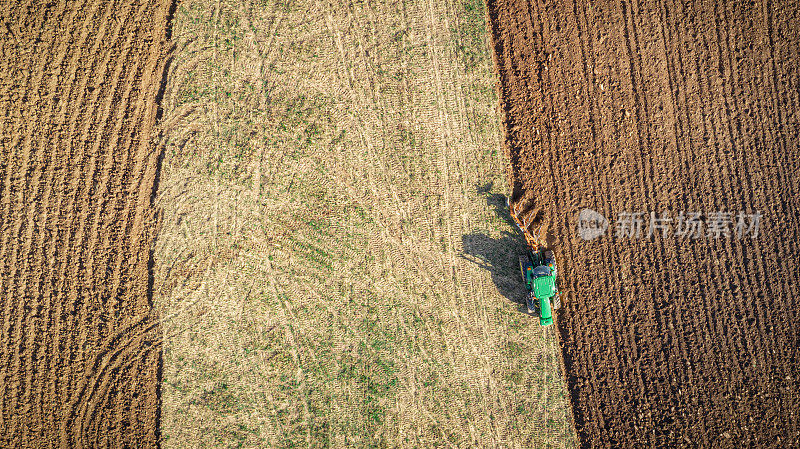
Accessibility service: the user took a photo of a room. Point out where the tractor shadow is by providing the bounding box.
[461,183,533,315]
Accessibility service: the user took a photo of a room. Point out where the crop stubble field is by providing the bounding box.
[152,0,575,447]
[0,0,174,447]
[489,0,800,447]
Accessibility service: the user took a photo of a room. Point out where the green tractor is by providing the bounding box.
[510,200,561,326]
[518,250,560,326]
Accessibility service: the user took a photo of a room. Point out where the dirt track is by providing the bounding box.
[489,0,800,447]
[0,0,173,446]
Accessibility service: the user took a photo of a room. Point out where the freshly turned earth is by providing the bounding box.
[488,0,800,446]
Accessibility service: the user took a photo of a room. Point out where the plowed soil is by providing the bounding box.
[0,0,174,447]
[488,0,800,447]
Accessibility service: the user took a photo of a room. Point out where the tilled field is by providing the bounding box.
[489,0,800,447]
[0,0,173,446]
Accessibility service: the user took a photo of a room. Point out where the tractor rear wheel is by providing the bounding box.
[552,293,561,310]
[519,255,532,283]
[526,292,539,316]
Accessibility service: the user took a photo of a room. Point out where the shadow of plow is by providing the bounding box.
[460,183,532,314]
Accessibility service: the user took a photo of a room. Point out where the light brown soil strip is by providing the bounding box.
[0,0,176,447]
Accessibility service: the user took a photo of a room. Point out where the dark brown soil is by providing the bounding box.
[0,0,174,447]
[488,0,800,447]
